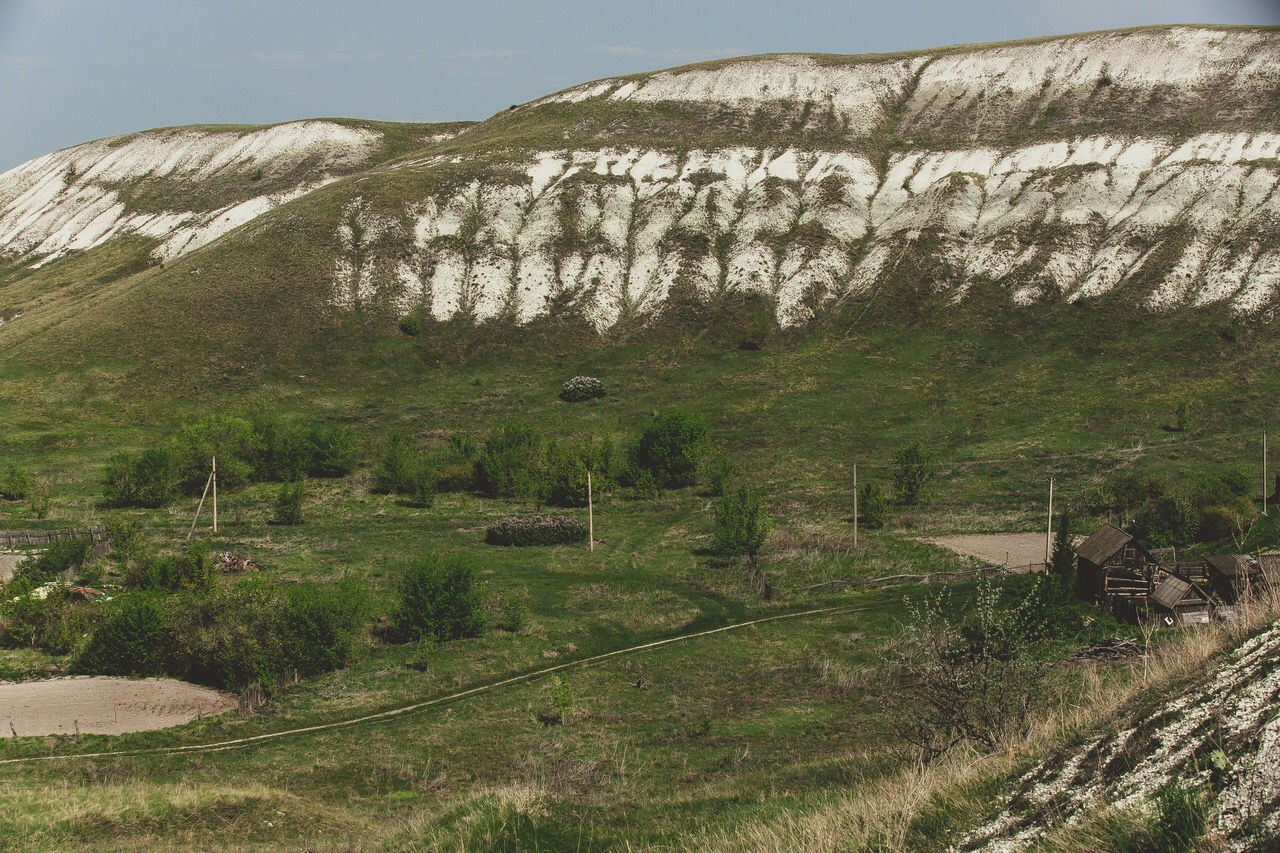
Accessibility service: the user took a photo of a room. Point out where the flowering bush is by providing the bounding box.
[486,515,588,547]
[559,376,606,403]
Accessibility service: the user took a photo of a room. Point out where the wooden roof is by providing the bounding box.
[1151,575,1209,609]
[1206,555,1254,577]
[1076,524,1134,565]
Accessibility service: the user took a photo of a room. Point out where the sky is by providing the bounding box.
[1,0,1278,172]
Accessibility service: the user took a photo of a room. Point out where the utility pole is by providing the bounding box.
[1264,432,1269,516]
[853,463,858,548]
[211,456,218,534]
[186,460,214,542]
[1045,477,1055,569]
[587,470,594,552]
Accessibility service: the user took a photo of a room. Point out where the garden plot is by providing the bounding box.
[1,676,236,737]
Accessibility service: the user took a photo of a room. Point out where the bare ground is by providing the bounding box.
[0,676,236,737]
[922,532,1055,570]
[0,553,25,583]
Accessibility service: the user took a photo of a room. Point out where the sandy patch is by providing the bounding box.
[0,676,236,737]
[923,532,1057,569]
[0,553,27,583]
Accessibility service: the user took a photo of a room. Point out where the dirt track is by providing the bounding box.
[0,553,25,583]
[0,677,236,737]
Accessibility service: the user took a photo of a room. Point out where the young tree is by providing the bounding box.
[635,410,711,488]
[1050,511,1075,596]
[712,484,771,562]
[893,442,937,506]
[859,481,889,529]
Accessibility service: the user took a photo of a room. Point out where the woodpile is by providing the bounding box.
[1067,637,1145,662]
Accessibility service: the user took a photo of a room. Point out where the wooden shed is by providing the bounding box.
[1205,555,1257,603]
[1075,524,1157,607]
[1149,574,1213,626]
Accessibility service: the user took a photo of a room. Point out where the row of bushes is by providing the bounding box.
[1077,465,1258,547]
[102,408,357,508]
[375,410,712,508]
[486,515,587,547]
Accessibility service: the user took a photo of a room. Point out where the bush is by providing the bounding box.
[1133,494,1197,548]
[374,431,418,494]
[249,406,309,481]
[404,460,436,508]
[701,456,736,498]
[173,413,261,493]
[283,576,369,677]
[73,594,165,676]
[272,480,307,525]
[131,542,214,592]
[162,576,288,689]
[634,410,710,488]
[475,424,546,502]
[14,537,93,584]
[27,478,50,519]
[711,485,771,560]
[1050,512,1075,592]
[0,462,33,500]
[559,376,606,403]
[102,447,180,508]
[893,441,936,506]
[1198,504,1256,543]
[497,596,529,633]
[399,314,422,336]
[859,481,889,529]
[486,515,588,547]
[544,441,590,507]
[304,424,357,477]
[393,555,487,642]
[0,583,91,654]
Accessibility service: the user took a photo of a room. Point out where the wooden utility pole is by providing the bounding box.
[1264,432,1269,516]
[211,456,218,534]
[186,461,214,542]
[587,470,594,552]
[853,463,858,548]
[1045,477,1055,568]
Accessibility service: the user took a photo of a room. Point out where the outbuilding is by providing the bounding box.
[1149,574,1213,626]
[1075,524,1158,608]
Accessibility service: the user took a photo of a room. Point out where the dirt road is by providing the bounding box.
[0,677,236,737]
[923,532,1054,570]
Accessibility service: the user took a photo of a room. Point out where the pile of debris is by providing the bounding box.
[1067,637,1145,662]
[215,552,261,573]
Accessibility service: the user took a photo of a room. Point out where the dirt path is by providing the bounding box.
[0,677,236,737]
[0,553,25,583]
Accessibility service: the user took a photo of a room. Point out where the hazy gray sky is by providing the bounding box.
[1,0,1277,171]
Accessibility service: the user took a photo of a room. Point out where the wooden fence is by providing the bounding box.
[0,526,107,550]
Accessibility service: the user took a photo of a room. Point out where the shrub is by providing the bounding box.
[0,583,91,654]
[272,480,307,525]
[73,594,165,676]
[374,431,418,494]
[1050,512,1075,592]
[0,462,33,500]
[14,537,93,584]
[1133,494,1197,548]
[304,424,357,477]
[173,413,261,493]
[701,456,736,497]
[549,675,574,723]
[711,485,771,560]
[858,481,889,529]
[634,410,710,488]
[559,376,605,403]
[544,440,589,507]
[406,636,436,670]
[893,441,936,506]
[132,542,214,592]
[497,596,529,633]
[102,447,180,508]
[283,576,369,677]
[1198,504,1256,543]
[162,576,288,689]
[27,478,50,519]
[399,314,422,336]
[475,424,546,502]
[249,406,308,481]
[393,555,487,643]
[485,515,587,547]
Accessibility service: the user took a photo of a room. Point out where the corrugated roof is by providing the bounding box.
[1152,575,1192,609]
[1076,524,1133,565]
[1206,555,1253,576]
[1258,553,1280,582]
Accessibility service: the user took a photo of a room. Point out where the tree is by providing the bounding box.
[635,410,711,488]
[712,484,771,561]
[859,481,889,529]
[393,555,487,642]
[893,442,937,506]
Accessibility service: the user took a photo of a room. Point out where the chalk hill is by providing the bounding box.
[1,25,1278,378]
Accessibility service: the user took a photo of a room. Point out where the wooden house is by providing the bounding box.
[1205,555,1257,603]
[1075,524,1158,608]
[1149,574,1213,626]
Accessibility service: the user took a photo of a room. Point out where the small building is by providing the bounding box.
[1205,555,1257,603]
[1150,574,1213,626]
[1075,524,1158,608]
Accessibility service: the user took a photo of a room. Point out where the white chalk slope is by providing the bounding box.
[0,120,384,266]
[334,27,1280,326]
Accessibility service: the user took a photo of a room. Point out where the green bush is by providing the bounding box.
[634,410,710,488]
[475,424,546,502]
[859,481,889,529]
[1197,504,1255,542]
[701,456,737,498]
[711,485,771,559]
[374,431,419,494]
[399,314,422,336]
[272,480,307,525]
[1133,495,1197,548]
[0,582,91,654]
[162,576,287,689]
[544,440,590,507]
[14,537,93,584]
[173,413,261,493]
[893,442,937,506]
[249,405,308,481]
[73,594,165,676]
[27,478,50,519]
[0,462,33,500]
[486,515,588,547]
[497,596,529,633]
[131,542,214,592]
[283,576,369,677]
[304,424,357,477]
[393,555,487,642]
[102,447,180,508]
